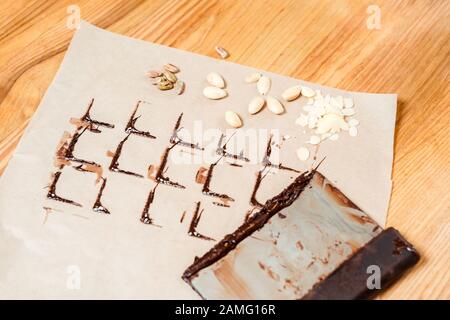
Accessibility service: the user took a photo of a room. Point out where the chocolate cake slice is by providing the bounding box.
[182,171,419,299]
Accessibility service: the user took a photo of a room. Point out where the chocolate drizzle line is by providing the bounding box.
[216,134,250,162]
[154,143,186,189]
[201,161,234,202]
[64,127,101,167]
[262,135,299,173]
[93,178,110,214]
[80,98,115,132]
[188,202,214,241]
[47,171,82,207]
[109,134,144,178]
[125,101,156,139]
[170,113,204,150]
[182,169,315,282]
[249,170,266,208]
[140,183,161,226]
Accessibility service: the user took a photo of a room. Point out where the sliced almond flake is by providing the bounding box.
[296,147,310,161]
[325,104,342,115]
[329,133,339,141]
[308,135,321,145]
[295,114,308,127]
[330,96,344,109]
[348,118,359,127]
[349,126,358,137]
[321,133,332,140]
[342,108,355,116]
[308,115,318,129]
[303,104,313,112]
[344,97,354,108]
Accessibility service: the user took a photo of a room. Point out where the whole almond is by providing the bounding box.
[245,73,262,83]
[248,96,265,115]
[282,86,301,101]
[203,86,227,99]
[225,111,243,128]
[163,63,179,73]
[266,96,284,115]
[301,86,316,98]
[257,76,271,95]
[206,72,225,88]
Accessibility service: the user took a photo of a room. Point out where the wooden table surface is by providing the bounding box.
[0,0,448,299]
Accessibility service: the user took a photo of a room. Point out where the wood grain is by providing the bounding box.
[0,0,448,299]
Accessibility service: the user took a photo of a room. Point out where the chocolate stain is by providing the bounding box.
[73,163,103,184]
[47,171,82,207]
[170,113,204,150]
[93,178,110,214]
[195,166,208,184]
[180,210,187,223]
[109,134,144,178]
[125,101,156,139]
[140,183,161,227]
[188,202,214,241]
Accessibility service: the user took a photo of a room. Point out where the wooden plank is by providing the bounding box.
[0,0,448,299]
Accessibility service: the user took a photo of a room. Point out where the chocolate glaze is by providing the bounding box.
[125,101,156,139]
[154,144,186,189]
[182,170,315,282]
[93,178,110,214]
[79,98,115,132]
[47,171,82,207]
[140,184,160,226]
[301,227,420,300]
[188,202,214,241]
[109,134,144,178]
[201,161,234,202]
[170,113,204,150]
[216,134,250,162]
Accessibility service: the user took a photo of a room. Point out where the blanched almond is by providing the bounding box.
[308,135,321,145]
[245,73,261,83]
[296,147,310,161]
[348,118,359,127]
[225,111,242,128]
[257,76,271,95]
[349,126,358,137]
[203,86,227,99]
[344,97,354,108]
[282,86,301,101]
[206,72,225,88]
[301,86,316,98]
[266,96,284,114]
[248,96,265,114]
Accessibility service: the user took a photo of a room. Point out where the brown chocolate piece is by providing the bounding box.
[302,227,420,300]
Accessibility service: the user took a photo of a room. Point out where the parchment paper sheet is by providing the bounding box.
[0,22,396,299]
